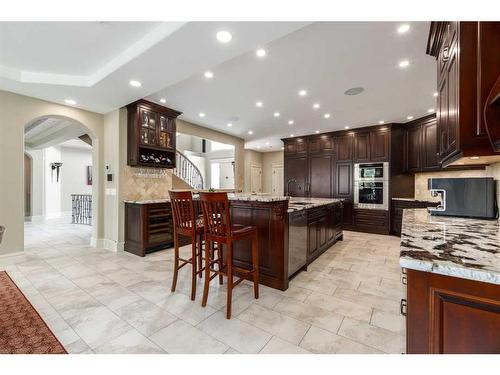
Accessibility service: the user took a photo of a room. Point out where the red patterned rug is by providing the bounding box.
[0,271,67,354]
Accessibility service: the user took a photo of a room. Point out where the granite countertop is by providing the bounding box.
[392,197,437,202]
[124,193,290,205]
[124,199,171,204]
[287,197,343,213]
[400,208,500,285]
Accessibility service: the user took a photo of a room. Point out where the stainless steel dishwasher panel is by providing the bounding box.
[288,209,308,277]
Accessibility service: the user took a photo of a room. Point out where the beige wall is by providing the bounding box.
[262,151,284,194]
[0,90,104,255]
[415,162,500,204]
[177,119,244,191]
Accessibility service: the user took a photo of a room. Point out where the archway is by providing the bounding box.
[23,114,99,248]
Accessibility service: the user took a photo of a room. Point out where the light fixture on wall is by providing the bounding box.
[50,162,63,182]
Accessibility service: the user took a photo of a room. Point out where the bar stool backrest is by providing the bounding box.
[169,191,197,234]
[199,192,231,239]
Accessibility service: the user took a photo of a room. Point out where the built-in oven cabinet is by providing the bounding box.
[354,181,389,210]
[354,208,389,235]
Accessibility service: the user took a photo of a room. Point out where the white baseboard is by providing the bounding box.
[90,237,124,253]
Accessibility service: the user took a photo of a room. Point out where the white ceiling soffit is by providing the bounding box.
[24,117,88,149]
[147,22,437,151]
[0,22,310,113]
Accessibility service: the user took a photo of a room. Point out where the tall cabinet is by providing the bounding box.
[283,124,398,235]
[427,22,500,165]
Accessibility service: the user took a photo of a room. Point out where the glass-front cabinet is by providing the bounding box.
[127,99,181,169]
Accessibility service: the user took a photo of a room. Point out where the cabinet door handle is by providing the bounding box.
[400,299,407,316]
[442,46,449,62]
[401,274,407,285]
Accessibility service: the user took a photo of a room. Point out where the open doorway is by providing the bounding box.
[23,116,95,248]
[174,133,235,190]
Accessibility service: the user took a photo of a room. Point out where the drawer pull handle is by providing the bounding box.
[400,299,407,316]
[401,274,407,285]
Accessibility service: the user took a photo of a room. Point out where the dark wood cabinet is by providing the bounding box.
[405,269,500,353]
[127,99,181,169]
[285,137,307,155]
[124,202,174,256]
[353,208,389,235]
[370,129,390,162]
[333,162,353,198]
[427,22,500,165]
[306,203,342,264]
[284,156,308,197]
[405,114,441,172]
[309,154,333,198]
[354,132,370,162]
[308,135,334,154]
[334,134,354,161]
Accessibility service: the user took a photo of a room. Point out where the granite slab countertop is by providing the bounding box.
[124,193,290,205]
[392,197,435,202]
[287,197,343,213]
[400,208,500,285]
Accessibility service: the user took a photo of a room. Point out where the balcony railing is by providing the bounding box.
[71,194,92,225]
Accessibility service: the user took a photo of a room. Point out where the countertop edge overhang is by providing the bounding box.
[399,208,500,285]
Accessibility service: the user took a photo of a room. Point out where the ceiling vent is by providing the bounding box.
[344,87,365,96]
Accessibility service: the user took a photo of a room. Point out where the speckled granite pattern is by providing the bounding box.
[288,198,343,213]
[124,193,290,205]
[400,209,500,285]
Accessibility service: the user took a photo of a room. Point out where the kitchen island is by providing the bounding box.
[400,208,500,353]
[124,194,343,290]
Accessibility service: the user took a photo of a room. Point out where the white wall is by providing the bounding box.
[60,146,92,212]
[44,146,62,217]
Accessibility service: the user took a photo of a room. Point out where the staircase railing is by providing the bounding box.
[174,150,204,189]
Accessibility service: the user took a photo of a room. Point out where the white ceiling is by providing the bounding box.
[1,21,436,151]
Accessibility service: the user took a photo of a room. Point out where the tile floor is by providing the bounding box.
[0,219,405,354]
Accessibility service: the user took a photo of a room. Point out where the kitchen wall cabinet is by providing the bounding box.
[405,114,440,172]
[284,137,307,156]
[127,99,181,169]
[334,134,354,161]
[370,128,390,162]
[427,21,500,165]
[354,132,370,162]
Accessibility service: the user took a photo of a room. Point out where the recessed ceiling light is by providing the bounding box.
[281,146,284,150]
[199,112,206,118]
[378,120,385,124]
[313,103,320,109]
[204,71,214,79]
[256,48,266,58]
[216,30,232,43]
[176,132,181,136]
[433,92,438,97]
[407,115,414,120]
[288,120,294,125]
[344,87,365,96]
[290,133,294,137]
[315,130,320,134]
[159,98,166,104]
[248,130,253,135]
[64,99,76,105]
[399,60,410,68]
[274,112,280,117]
[427,108,435,113]
[227,123,233,127]
[298,90,307,97]
[265,141,270,145]
[129,80,142,87]
[257,146,261,149]
[469,156,480,160]
[397,24,410,34]
[324,113,331,119]
[256,101,263,107]
[344,126,350,129]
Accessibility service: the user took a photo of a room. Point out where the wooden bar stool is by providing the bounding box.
[199,192,259,319]
[169,191,204,301]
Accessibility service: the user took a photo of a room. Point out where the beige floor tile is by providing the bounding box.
[279,285,312,302]
[197,312,272,354]
[273,297,344,333]
[151,320,228,354]
[304,292,373,322]
[338,317,405,354]
[370,309,405,334]
[300,326,382,354]
[259,336,311,354]
[238,304,310,345]
[334,287,399,314]
[117,299,177,336]
[94,329,165,354]
[157,292,217,325]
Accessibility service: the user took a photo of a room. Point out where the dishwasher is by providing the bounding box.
[288,209,308,278]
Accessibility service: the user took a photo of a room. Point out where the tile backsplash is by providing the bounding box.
[122,166,173,201]
[415,162,500,203]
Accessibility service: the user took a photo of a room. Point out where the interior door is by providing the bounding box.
[219,161,235,189]
[250,165,262,193]
[271,165,284,195]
